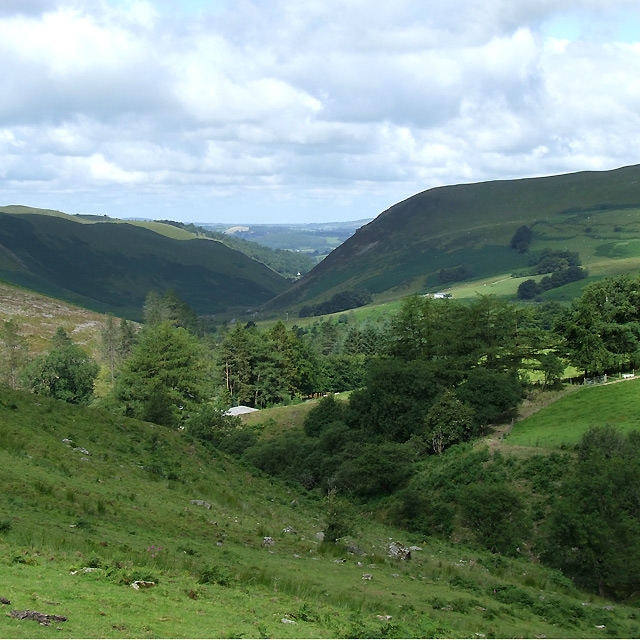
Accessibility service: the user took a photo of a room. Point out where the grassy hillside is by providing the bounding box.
[0,212,288,320]
[1,386,638,639]
[507,377,640,448]
[267,164,640,312]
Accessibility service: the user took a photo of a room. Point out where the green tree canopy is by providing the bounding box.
[24,327,99,404]
[542,426,640,599]
[114,322,206,427]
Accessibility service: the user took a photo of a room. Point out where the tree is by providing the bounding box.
[510,225,533,253]
[542,426,640,599]
[517,279,539,300]
[556,275,640,376]
[114,322,206,427]
[24,327,99,404]
[100,314,119,382]
[456,368,523,427]
[183,404,241,446]
[424,390,476,455]
[0,319,28,389]
[118,318,137,361]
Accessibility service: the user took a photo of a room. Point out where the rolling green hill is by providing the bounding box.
[267,164,640,312]
[1,386,638,639]
[0,211,288,320]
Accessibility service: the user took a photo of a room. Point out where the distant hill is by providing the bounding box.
[0,210,288,320]
[267,164,640,312]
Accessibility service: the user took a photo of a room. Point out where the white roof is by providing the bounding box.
[225,405,259,416]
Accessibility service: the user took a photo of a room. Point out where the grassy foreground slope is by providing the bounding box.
[0,212,288,320]
[268,164,640,311]
[1,388,637,639]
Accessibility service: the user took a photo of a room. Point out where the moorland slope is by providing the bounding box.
[268,164,640,311]
[0,211,288,320]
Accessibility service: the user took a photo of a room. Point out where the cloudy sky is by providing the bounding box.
[1,0,639,224]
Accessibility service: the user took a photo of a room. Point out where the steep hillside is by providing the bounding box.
[1,386,637,639]
[0,212,288,320]
[268,164,640,311]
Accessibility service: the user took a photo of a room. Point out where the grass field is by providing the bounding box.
[1,386,638,638]
[508,377,640,448]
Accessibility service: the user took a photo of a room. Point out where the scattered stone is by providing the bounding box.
[0,597,10,604]
[281,618,297,624]
[70,567,101,575]
[534,635,546,639]
[190,500,212,509]
[582,602,591,606]
[315,532,325,542]
[376,615,392,621]
[603,606,614,611]
[9,610,67,626]
[388,542,411,560]
[62,439,73,444]
[595,625,606,629]
[362,574,373,580]
[73,447,91,456]
[262,536,275,547]
[409,546,423,551]
[131,581,155,590]
[282,526,297,534]
[333,558,346,564]
[293,554,300,559]
[391,573,400,578]
[346,545,365,555]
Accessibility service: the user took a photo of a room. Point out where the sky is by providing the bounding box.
[1,0,640,224]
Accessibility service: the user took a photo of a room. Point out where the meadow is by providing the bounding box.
[508,377,640,448]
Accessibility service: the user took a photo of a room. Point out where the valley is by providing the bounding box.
[2,165,640,638]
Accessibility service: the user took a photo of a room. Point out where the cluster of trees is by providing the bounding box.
[233,295,538,498]
[517,266,587,299]
[438,265,473,284]
[298,290,373,318]
[517,249,587,299]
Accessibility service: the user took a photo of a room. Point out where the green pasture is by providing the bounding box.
[508,377,640,448]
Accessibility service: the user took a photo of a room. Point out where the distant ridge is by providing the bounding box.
[0,210,288,320]
[267,164,640,311]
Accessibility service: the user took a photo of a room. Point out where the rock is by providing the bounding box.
[73,447,91,456]
[262,536,275,547]
[190,500,212,509]
[362,574,373,580]
[376,615,392,621]
[315,532,325,542]
[346,545,365,555]
[281,618,297,624]
[131,581,155,590]
[282,526,297,534]
[9,610,67,626]
[388,542,411,560]
[409,546,423,551]
[0,597,10,604]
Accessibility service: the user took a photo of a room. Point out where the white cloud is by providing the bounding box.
[0,0,639,222]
